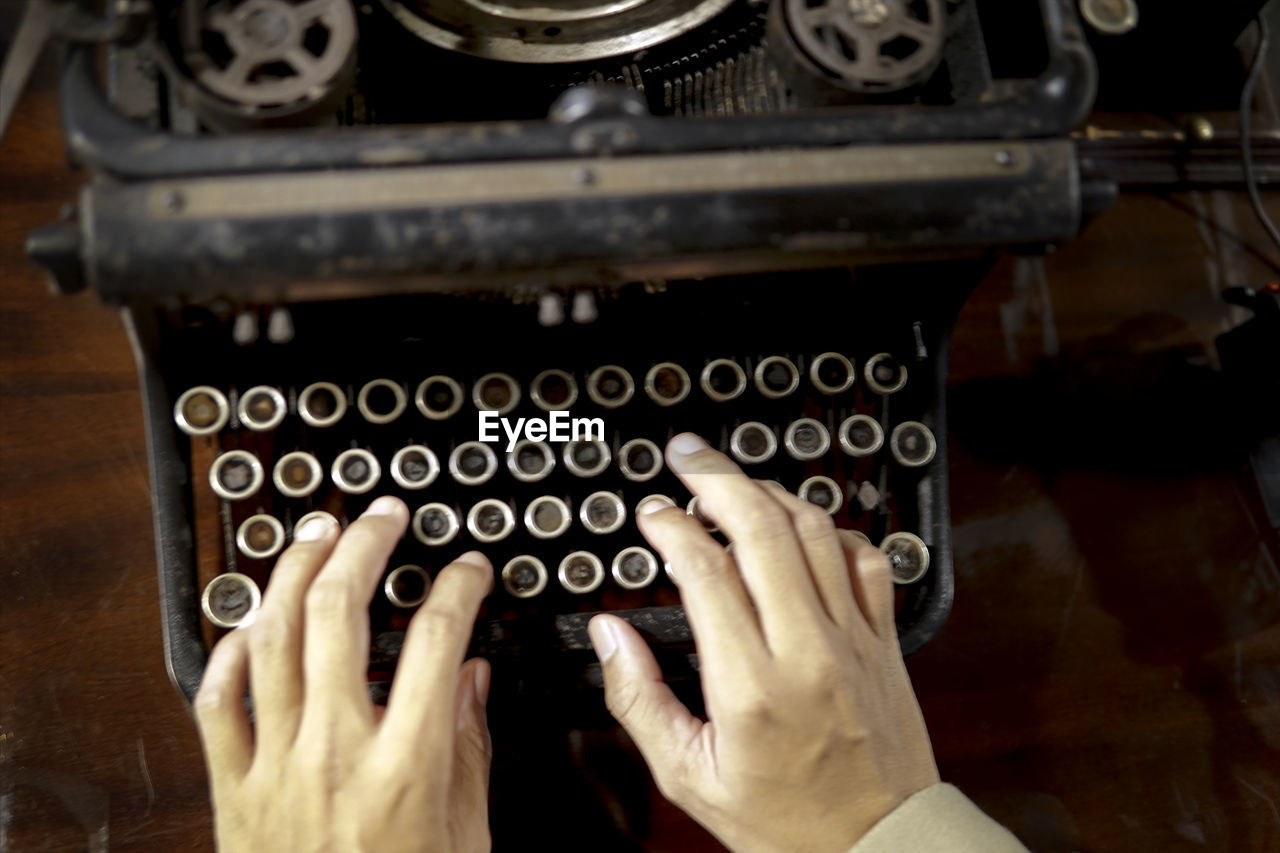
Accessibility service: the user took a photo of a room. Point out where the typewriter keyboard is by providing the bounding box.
[159,270,955,695]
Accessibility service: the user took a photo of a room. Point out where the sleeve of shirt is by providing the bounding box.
[848,783,1030,853]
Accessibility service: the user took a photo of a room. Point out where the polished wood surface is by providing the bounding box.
[3,54,1279,852]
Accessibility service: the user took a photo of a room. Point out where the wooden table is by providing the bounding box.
[3,52,1279,852]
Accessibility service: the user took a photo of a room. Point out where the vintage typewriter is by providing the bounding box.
[17,0,1108,717]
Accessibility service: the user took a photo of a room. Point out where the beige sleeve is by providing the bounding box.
[849,783,1029,853]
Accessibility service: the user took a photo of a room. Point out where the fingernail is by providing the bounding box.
[637,498,666,517]
[473,660,490,706]
[363,495,404,518]
[588,616,618,663]
[668,433,707,458]
[295,516,334,541]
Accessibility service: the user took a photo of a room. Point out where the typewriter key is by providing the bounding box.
[636,494,677,514]
[472,373,521,416]
[846,530,873,547]
[587,365,635,409]
[467,499,516,544]
[298,381,348,427]
[294,510,338,537]
[415,375,464,420]
[390,444,440,490]
[237,385,287,432]
[809,352,856,395]
[524,495,572,539]
[581,491,626,535]
[612,546,660,590]
[530,369,579,411]
[754,356,800,399]
[730,421,778,465]
[236,514,285,560]
[619,438,663,482]
[700,358,747,402]
[502,556,548,599]
[784,418,832,461]
[864,353,908,395]
[889,421,937,468]
[798,476,844,516]
[838,414,884,457]
[880,532,930,584]
[558,551,605,594]
[413,503,460,546]
[507,440,556,483]
[174,385,229,436]
[449,441,498,486]
[201,573,262,629]
[357,378,408,425]
[210,450,265,501]
[644,362,692,407]
[563,439,611,478]
[686,495,718,532]
[273,451,324,498]
[385,565,431,609]
[332,448,381,495]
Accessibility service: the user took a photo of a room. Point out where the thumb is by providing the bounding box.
[450,658,492,832]
[589,614,704,800]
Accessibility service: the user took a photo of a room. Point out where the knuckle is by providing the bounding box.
[653,767,688,803]
[248,611,293,655]
[793,505,836,540]
[680,543,732,580]
[604,680,644,723]
[736,494,787,534]
[304,581,355,622]
[418,606,468,641]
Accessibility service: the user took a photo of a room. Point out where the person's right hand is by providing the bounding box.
[588,434,939,853]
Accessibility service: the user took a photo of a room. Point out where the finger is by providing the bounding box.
[838,532,895,640]
[301,496,409,726]
[193,630,253,795]
[449,658,492,833]
[246,513,339,757]
[635,503,767,702]
[380,552,493,767]
[589,615,707,803]
[665,434,826,650]
[757,485,859,631]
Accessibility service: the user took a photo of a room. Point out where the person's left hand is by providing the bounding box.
[193,496,494,853]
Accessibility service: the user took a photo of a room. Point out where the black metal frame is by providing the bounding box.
[32,0,1100,704]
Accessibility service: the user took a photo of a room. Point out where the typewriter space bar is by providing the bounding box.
[370,606,692,668]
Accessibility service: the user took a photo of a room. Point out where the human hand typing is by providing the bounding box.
[589,434,939,853]
[193,496,493,853]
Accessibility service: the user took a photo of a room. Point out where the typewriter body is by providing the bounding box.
[23,0,1108,714]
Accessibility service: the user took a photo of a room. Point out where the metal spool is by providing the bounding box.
[778,0,944,94]
[183,0,358,127]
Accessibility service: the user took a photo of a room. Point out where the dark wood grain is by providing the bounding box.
[3,51,1279,853]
